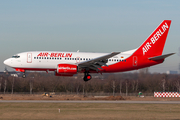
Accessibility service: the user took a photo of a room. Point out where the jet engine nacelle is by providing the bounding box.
[55,64,77,76]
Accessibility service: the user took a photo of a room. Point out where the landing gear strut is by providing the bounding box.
[83,72,92,82]
[22,72,26,78]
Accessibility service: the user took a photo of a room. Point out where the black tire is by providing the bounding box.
[83,77,88,82]
[83,74,91,81]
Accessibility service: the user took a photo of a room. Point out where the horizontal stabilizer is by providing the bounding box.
[148,53,175,61]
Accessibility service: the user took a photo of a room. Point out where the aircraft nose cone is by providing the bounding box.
[4,59,11,66]
[4,59,8,65]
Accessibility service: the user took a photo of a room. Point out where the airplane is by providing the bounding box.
[4,20,174,81]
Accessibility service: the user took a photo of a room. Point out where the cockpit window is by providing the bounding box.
[12,55,20,58]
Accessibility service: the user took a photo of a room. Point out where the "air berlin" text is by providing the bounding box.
[142,22,169,55]
[37,52,72,58]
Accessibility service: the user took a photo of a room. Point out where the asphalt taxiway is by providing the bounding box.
[0,100,180,104]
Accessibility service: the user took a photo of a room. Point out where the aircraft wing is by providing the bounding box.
[77,52,120,71]
[148,53,175,61]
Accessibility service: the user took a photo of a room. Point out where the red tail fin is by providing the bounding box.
[133,20,171,57]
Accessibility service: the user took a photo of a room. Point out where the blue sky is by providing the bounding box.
[0,0,180,73]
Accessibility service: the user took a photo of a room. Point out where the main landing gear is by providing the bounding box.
[83,72,92,82]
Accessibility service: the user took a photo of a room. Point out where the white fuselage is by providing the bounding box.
[4,50,135,72]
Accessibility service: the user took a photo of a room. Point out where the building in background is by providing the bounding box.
[166,70,178,74]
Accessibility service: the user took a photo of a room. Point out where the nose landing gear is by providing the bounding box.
[22,72,26,78]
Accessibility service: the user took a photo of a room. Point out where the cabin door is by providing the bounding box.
[133,56,137,66]
[27,53,32,63]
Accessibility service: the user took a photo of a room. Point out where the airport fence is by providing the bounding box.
[0,92,154,96]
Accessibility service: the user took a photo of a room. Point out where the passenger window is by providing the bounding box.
[39,57,41,59]
[72,58,74,60]
[34,57,36,59]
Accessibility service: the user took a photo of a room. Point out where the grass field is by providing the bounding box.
[0,103,180,120]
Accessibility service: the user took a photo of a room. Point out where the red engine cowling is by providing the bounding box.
[55,64,77,76]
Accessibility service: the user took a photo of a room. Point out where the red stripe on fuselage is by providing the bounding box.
[14,68,56,72]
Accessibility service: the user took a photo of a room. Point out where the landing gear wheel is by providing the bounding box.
[22,73,26,78]
[83,72,91,82]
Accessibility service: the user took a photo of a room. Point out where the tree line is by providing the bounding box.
[0,70,180,94]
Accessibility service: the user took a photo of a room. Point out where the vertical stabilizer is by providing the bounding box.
[133,20,171,57]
